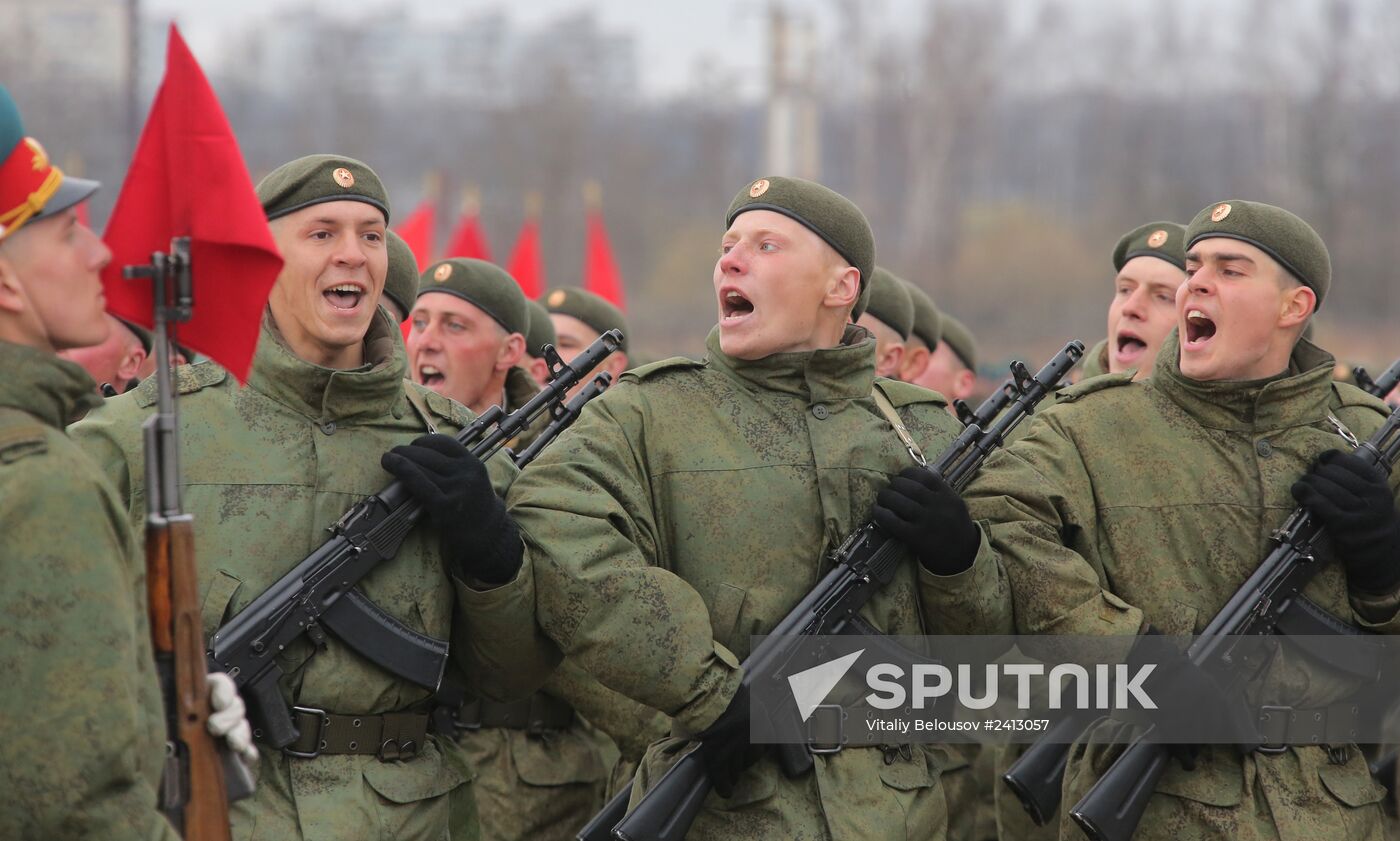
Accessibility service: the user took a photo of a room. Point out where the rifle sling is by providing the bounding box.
[871,387,926,466]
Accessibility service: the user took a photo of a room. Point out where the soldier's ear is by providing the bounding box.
[0,244,28,316]
[1278,282,1315,330]
[497,332,526,372]
[824,265,860,312]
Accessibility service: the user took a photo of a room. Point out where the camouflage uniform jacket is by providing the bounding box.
[1078,337,1110,380]
[926,330,1400,840]
[0,342,178,840]
[503,364,544,453]
[72,311,553,841]
[508,325,964,841]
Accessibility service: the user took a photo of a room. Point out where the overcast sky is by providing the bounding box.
[143,0,859,99]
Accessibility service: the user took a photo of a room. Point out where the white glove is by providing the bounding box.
[206,671,259,766]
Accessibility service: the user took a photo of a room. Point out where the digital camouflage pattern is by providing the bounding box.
[502,364,545,453]
[938,744,998,841]
[925,329,1400,841]
[72,311,553,841]
[0,342,178,840]
[508,324,963,841]
[457,658,669,841]
[1078,337,1110,380]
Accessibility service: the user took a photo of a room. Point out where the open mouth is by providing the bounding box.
[417,364,446,388]
[1184,309,1217,347]
[721,289,755,322]
[1115,332,1147,361]
[323,283,365,311]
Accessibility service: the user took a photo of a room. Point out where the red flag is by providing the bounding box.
[506,214,545,299]
[394,200,436,271]
[443,189,491,261]
[583,209,626,310]
[101,25,282,383]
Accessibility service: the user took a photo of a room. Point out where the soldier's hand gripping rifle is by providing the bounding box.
[128,239,253,840]
[208,330,623,750]
[1354,357,1400,401]
[592,341,1085,841]
[1066,403,1400,841]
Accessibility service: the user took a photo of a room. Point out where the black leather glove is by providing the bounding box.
[381,434,522,585]
[695,684,766,799]
[1123,629,1219,770]
[1291,449,1400,594]
[873,465,979,576]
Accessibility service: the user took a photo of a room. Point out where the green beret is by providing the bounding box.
[544,286,629,353]
[257,154,390,223]
[1112,221,1186,272]
[382,230,419,319]
[726,176,875,317]
[418,258,528,336]
[523,299,557,358]
[1185,200,1330,308]
[899,278,941,350]
[863,267,915,340]
[113,315,153,354]
[939,314,978,372]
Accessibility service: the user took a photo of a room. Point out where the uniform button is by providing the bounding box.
[1256,439,1272,458]
[811,404,830,420]
[320,420,337,435]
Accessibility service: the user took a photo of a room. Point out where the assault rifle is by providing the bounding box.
[584,341,1085,841]
[127,239,253,839]
[1354,358,1400,401]
[209,331,623,750]
[1067,403,1400,841]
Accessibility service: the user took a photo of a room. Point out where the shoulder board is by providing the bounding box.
[1053,370,1136,404]
[873,378,947,408]
[621,355,706,383]
[1330,381,1392,415]
[134,361,229,408]
[0,408,48,463]
[417,385,476,427]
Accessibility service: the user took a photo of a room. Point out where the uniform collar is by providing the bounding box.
[704,323,877,402]
[245,308,408,422]
[1151,328,1335,431]
[504,365,540,413]
[0,340,101,427]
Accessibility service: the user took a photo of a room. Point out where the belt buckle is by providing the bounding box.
[284,706,327,759]
[1255,705,1290,754]
[806,704,847,755]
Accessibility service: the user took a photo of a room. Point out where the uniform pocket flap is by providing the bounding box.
[363,742,468,803]
[511,729,609,787]
[1319,755,1387,807]
[1153,748,1243,807]
[878,749,937,790]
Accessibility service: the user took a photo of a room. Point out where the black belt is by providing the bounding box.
[283,706,430,761]
[1255,701,1361,753]
[455,692,575,734]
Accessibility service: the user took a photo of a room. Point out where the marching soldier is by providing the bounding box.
[898,278,942,384]
[0,84,253,841]
[509,176,967,840]
[74,154,554,841]
[1079,221,1187,380]
[522,298,558,387]
[855,266,915,378]
[919,200,1400,840]
[380,229,420,324]
[543,286,631,397]
[914,312,978,403]
[60,313,150,396]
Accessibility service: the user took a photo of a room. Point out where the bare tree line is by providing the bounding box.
[7,0,1400,365]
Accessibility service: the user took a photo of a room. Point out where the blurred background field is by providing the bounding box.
[6,0,1398,374]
